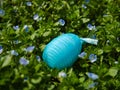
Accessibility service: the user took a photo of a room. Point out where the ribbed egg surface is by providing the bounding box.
[42,33,83,69]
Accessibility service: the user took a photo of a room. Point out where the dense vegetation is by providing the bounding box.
[0,0,120,90]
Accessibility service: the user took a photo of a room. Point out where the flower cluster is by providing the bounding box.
[78,52,97,63]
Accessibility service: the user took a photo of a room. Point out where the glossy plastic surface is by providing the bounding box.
[42,33,84,69]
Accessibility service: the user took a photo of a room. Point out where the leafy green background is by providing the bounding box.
[0,0,120,90]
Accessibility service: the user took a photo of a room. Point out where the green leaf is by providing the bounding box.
[39,44,46,51]
[106,67,118,77]
[81,18,90,23]
[1,55,12,68]
[116,47,120,52]
[35,64,41,72]
[74,9,80,18]
[48,85,55,90]
[31,77,42,84]
[43,31,51,37]
[97,49,103,55]
[103,46,112,53]
[79,77,85,83]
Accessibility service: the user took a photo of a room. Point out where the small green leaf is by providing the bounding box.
[39,44,46,51]
[97,49,103,55]
[103,46,112,53]
[1,55,12,68]
[116,47,120,52]
[106,67,118,77]
[43,31,51,37]
[31,77,42,84]
[30,32,38,40]
[79,77,85,83]
[35,64,41,72]
[74,9,80,18]
[82,18,90,23]
[48,85,55,90]
[82,63,89,68]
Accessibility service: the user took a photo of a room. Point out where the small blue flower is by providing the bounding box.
[13,25,19,30]
[13,40,19,44]
[89,82,98,88]
[24,77,28,82]
[87,24,96,30]
[13,10,17,13]
[19,57,29,66]
[58,71,67,78]
[58,19,65,26]
[91,35,96,39]
[85,0,90,3]
[26,1,32,6]
[33,14,39,20]
[89,54,97,63]
[11,50,18,56]
[36,55,41,62]
[78,52,87,58]
[0,9,5,17]
[87,72,99,80]
[23,25,29,32]
[117,37,120,42]
[103,14,108,17]
[106,40,110,44]
[114,61,118,64]
[0,46,3,54]
[82,4,87,9]
[25,46,35,52]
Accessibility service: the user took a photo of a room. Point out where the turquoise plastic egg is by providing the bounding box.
[42,33,84,70]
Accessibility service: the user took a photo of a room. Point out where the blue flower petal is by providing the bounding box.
[58,71,67,78]
[24,77,28,82]
[26,46,35,52]
[117,37,120,42]
[0,9,5,17]
[85,0,90,3]
[33,14,39,20]
[78,52,87,58]
[13,25,19,30]
[114,61,118,64]
[87,24,93,30]
[89,82,98,88]
[82,4,87,9]
[24,25,29,32]
[36,55,41,62]
[91,35,96,39]
[89,54,97,63]
[87,24,96,30]
[13,40,19,44]
[103,14,108,17]
[0,46,3,54]
[87,72,99,80]
[26,1,32,6]
[58,19,65,26]
[19,57,29,66]
[11,50,18,56]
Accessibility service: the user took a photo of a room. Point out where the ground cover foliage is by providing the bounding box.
[0,0,120,90]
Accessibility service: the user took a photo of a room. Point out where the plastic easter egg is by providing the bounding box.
[42,33,84,69]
